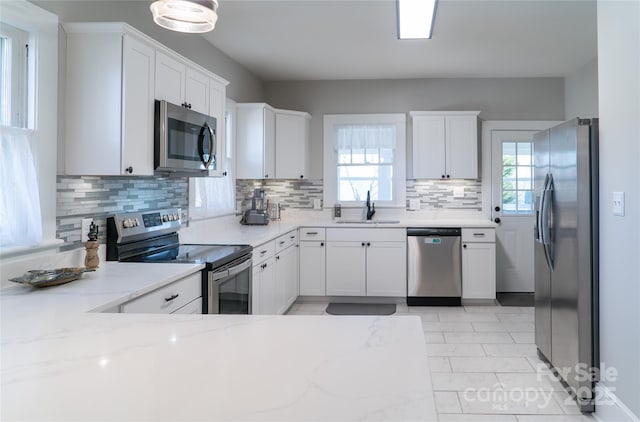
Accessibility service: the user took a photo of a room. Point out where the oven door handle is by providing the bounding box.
[228,259,252,277]
[211,269,229,281]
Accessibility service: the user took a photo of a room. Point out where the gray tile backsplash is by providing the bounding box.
[406,179,482,211]
[56,176,481,251]
[57,176,188,250]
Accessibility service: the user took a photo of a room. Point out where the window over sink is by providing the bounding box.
[323,114,406,208]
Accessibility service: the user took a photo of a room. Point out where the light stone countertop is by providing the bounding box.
[181,213,496,247]
[1,261,436,421]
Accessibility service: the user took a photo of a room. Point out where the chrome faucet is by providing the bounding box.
[365,190,376,220]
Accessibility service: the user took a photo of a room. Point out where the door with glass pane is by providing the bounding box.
[491,130,536,292]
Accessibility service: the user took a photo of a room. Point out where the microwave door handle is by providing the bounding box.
[198,122,215,169]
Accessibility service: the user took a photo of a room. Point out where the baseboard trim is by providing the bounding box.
[594,383,640,422]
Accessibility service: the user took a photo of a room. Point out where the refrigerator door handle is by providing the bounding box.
[536,174,550,244]
[541,174,555,270]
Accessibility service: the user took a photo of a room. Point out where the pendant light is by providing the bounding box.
[150,0,219,33]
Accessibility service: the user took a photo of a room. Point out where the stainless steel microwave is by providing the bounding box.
[154,100,217,173]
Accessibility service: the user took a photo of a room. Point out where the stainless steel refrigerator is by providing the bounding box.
[533,118,599,412]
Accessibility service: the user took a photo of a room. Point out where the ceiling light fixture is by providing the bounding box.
[150,0,219,33]
[397,0,437,39]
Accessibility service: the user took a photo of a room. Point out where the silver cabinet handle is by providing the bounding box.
[473,233,485,237]
[306,231,318,235]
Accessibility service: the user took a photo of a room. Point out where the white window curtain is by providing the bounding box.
[0,126,42,246]
[334,125,396,151]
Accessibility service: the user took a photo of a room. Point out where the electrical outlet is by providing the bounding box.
[408,198,420,211]
[613,192,625,216]
[313,199,322,210]
[453,187,465,198]
[81,218,93,242]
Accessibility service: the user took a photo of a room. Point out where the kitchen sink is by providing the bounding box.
[336,220,401,224]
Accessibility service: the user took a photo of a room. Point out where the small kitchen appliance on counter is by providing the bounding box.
[106,208,252,314]
[240,189,269,225]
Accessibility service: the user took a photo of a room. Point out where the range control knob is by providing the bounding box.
[175,213,180,221]
[162,215,169,222]
[122,219,131,229]
[133,218,139,227]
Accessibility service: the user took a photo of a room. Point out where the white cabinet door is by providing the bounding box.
[366,242,407,297]
[299,241,326,296]
[275,245,297,314]
[264,107,276,179]
[446,115,478,179]
[275,110,309,179]
[155,51,185,106]
[208,79,226,176]
[236,103,276,179]
[412,115,446,179]
[122,34,155,175]
[185,67,209,115]
[255,257,277,315]
[462,242,496,299]
[251,264,261,315]
[326,241,366,296]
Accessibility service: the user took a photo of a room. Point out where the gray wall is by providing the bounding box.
[265,78,565,178]
[564,57,599,119]
[596,0,640,419]
[34,0,265,102]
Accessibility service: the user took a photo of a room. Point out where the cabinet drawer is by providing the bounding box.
[121,272,202,314]
[276,230,298,252]
[172,297,203,314]
[299,227,326,241]
[462,228,495,243]
[253,241,275,264]
[327,228,405,242]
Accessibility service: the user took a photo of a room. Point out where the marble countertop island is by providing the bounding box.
[1,262,436,421]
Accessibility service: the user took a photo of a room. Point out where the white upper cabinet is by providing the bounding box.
[236,104,311,180]
[410,111,480,179]
[275,109,311,179]
[236,103,276,179]
[64,23,155,175]
[155,51,209,115]
[64,22,229,177]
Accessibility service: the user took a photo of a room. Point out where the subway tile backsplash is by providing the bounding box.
[56,176,481,251]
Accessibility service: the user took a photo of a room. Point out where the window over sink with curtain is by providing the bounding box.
[323,114,406,208]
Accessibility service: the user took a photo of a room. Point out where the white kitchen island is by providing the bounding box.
[0,262,436,421]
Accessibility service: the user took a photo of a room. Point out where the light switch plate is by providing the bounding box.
[81,218,93,242]
[613,191,625,216]
[313,199,322,210]
[408,198,420,211]
[453,187,465,198]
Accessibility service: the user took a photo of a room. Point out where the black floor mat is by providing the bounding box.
[325,303,396,315]
[497,293,534,307]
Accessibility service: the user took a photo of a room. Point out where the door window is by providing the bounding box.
[502,141,533,215]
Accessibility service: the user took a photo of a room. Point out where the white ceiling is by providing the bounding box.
[203,0,597,81]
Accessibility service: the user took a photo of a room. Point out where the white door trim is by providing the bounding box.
[481,121,562,220]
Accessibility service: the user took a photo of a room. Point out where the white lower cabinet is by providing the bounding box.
[461,228,496,299]
[253,257,276,315]
[120,271,202,314]
[326,241,367,296]
[325,229,407,297]
[366,242,407,297]
[251,230,298,315]
[299,240,326,296]
[172,297,203,314]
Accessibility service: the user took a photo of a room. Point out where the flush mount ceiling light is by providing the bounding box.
[150,0,219,33]
[397,0,437,39]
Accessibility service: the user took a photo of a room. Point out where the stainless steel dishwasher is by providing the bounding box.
[407,228,462,306]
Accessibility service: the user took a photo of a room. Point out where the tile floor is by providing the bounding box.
[286,301,595,422]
